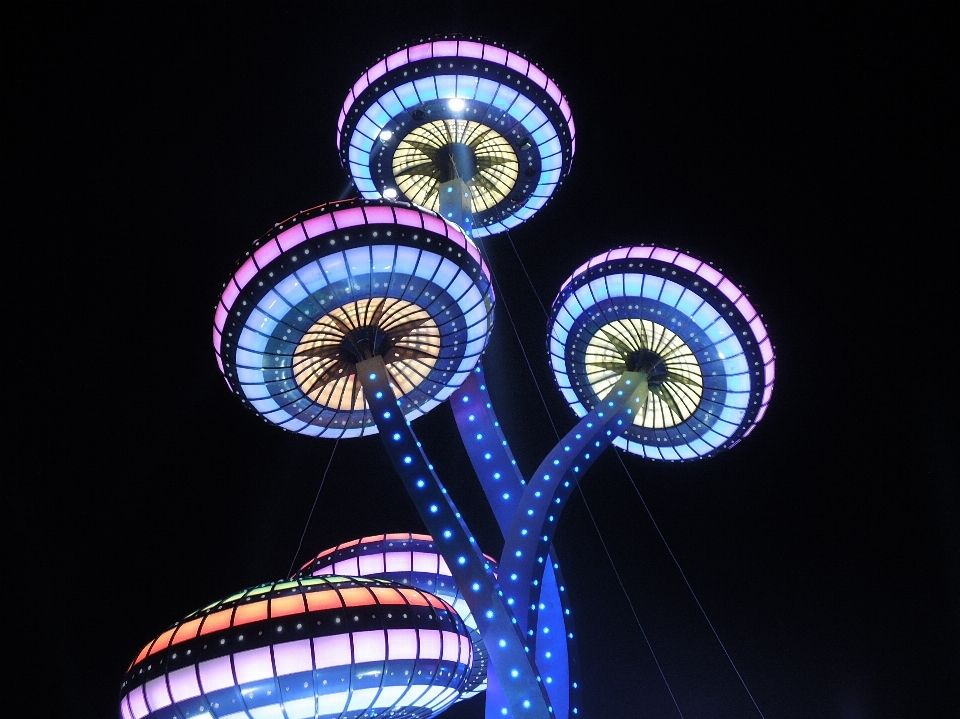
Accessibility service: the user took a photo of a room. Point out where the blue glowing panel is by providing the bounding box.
[548,246,775,460]
[120,576,473,719]
[213,199,494,438]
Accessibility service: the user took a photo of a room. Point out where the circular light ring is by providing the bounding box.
[549,247,775,460]
[295,533,498,699]
[338,36,575,237]
[120,576,473,719]
[213,199,495,438]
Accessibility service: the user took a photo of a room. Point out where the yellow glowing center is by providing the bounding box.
[293,298,441,411]
[392,120,518,214]
[585,319,704,429]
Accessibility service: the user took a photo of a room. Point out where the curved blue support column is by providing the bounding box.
[357,357,553,719]
[499,372,647,639]
[452,364,579,719]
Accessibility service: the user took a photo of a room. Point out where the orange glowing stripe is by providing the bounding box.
[385,533,410,540]
[270,594,306,618]
[360,534,385,543]
[411,533,431,541]
[134,640,153,666]
[171,617,203,646]
[339,587,376,607]
[315,547,335,558]
[340,539,360,548]
[306,590,343,612]
[399,589,429,606]
[370,587,406,605]
[200,608,233,636]
[148,627,176,656]
[233,601,268,626]
[425,594,447,610]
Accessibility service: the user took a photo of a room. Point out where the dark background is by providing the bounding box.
[10,3,957,718]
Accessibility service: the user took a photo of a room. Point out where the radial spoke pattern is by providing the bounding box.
[549,246,775,460]
[585,318,703,428]
[393,120,518,214]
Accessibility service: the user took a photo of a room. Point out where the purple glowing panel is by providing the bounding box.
[120,576,473,719]
[338,36,575,238]
[212,199,494,438]
[549,246,775,460]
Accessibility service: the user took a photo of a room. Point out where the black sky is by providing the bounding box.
[11,3,958,718]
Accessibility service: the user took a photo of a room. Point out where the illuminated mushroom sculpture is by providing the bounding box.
[496,246,775,650]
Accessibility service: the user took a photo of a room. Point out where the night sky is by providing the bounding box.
[12,3,957,718]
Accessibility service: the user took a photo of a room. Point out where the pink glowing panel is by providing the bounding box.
[358,553,385,574]
[696,263,723,285]
[277,224,307,252]
[762,384,774,405]
[527,63,547,88]
[144,676,171,710]
[412,552,438,573]
[368,59,387,83]
[234,646,275,684]
[217,356,225,375]
[273,638,313,676]
[352,74,369,100]
[765,359,776,383]
[387,628,419,659]
[254,239,282,269]
[546,78,562,104]
[304,214,335,239]
[483,45,508,64]
[674,252,702,272]
[338,109,345,134]
[334,557,359,575]
[214,303,228,332]
[607,247,630,260]
[332,207,366,229]
[386,49,407,71]
[750,316,768,342]
[627,247,653,259]
[235,256,258,290]
[560,96,572,122]
[441,631,461,661]
[756,404,768,423]
[422,214,447,237]
[363,206,395,225]
[167,666,201,702]
[459,41,484,59]
[128,688,148,719]
[120,696,134,719]
[735,295,757,321]
[353,630,387,663]
[394,208,424,228]
[506,52,528,74]
[198,657,234,694]
[434,40,457,57]
[314,634,352,669]
[385,552,412,572]
[342,91,354,120]
[418,630,442,660]
[409,43,432,62]
[459,635,472,662]
[759,337,774,363]
[311,565,333,575]
[718,277,742,302]
[651,247,679,263]
[221,279,240,310]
